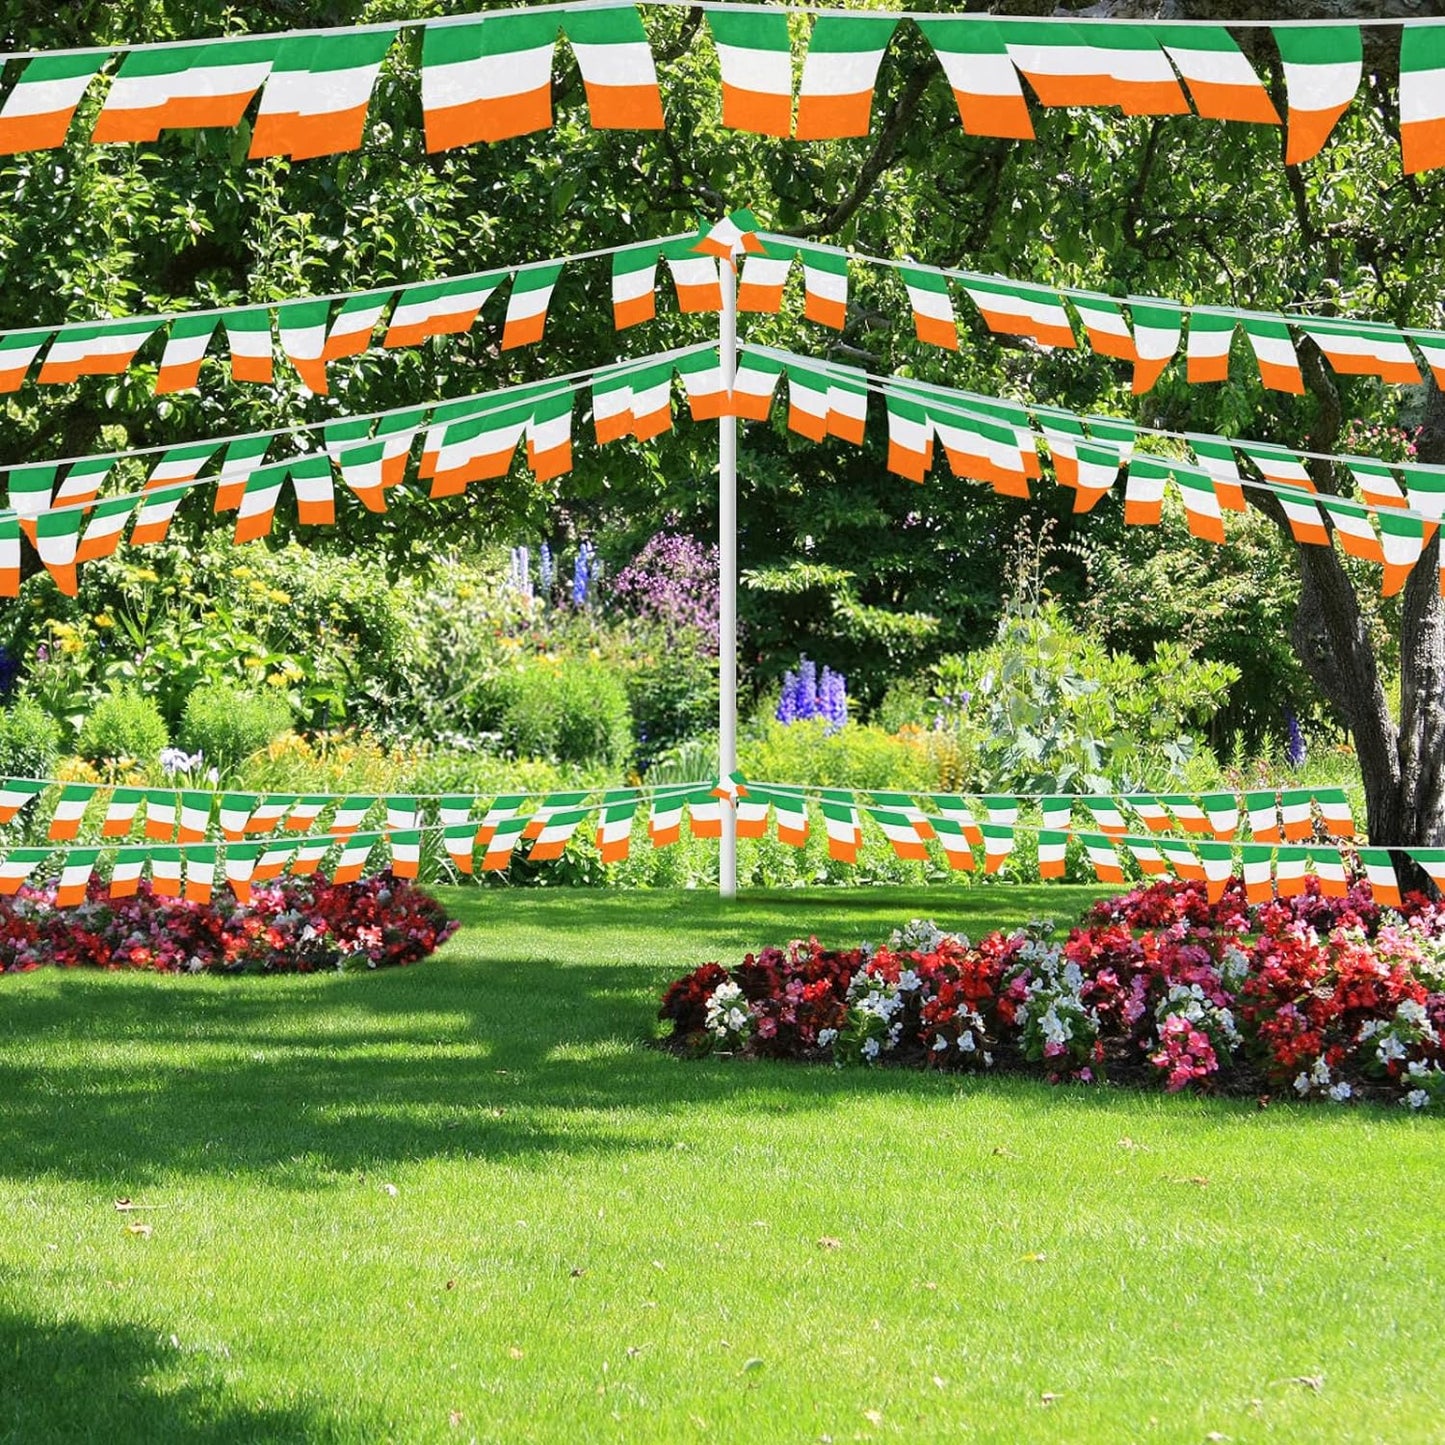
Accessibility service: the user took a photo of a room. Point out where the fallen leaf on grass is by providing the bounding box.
[124,1222,152,1239]
[626,1346,643,1359]
[507,1347,524,1360]
[817,1236,842,1251]
[740,1358,764,1374]
[1173,1176,1210,1188]
[863,1408,883,1426]
[448,1410,465,1429]
[1040,1392,1060,1406]
[382,1183,398,1197]
[445,1280,456,1291]
[1020,1251,1047,1263]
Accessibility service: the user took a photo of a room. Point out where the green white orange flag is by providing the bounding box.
[595,791,639,863]
[56,848,99,907]
[1318,494,1384,566]
[383,274,503,348]
[528,806,590,862]
[1279,790,1314,840]
[278,300,331,393]
[686,788,722,839]
[1359,848,1403,907]
[794,12,897,140]
[1243,444,1328,544]
[899,267,958,350]
[324,289,392,362]
[212,434,271,512]
[1091,25,1189,116]
[997,22,1114,110]
[1154,26,1279,125]
[38,319,161,385]
[1245,791,1282,843]
[1241,315,1304,393]
[1274,846,1308,896]
[736,239,795,312]
[184,845,217,904]
[867,804,929,862]
[980,822,1016,875]
[705,8,793,137]
[48,784,96,841]
[796,244,849,330]
[1409,848,1445,889]
[0,54,110,154]
[1238,843,1273,902]
[1274,26,1362,165]
[526,388,575,481]
[1123,834,1169,878]
[481,816,528,871]
[1188,435,1247,512]
[155,314,219,394]
[1127,298,1182,393]
[961,276,1075,349]
[1401,465,1445,521]
[884,389,933,484]
[663,239,722,313]
[0,330,49,392]
[0,847,46,895]
[249,29,397,161]
[1399,22,1445,174]
[1123,455,1170,527]
[1202,793,1240,839]
[91,38,277,143]
[695,209,764,261]
[1173,464,1228,544]
[224,308,273,384]
[563,6,664,130]
[1185,310,1237,384]
[611,245,662,329]
[915,19,1033,140]
[1349,459,1407,511]
[1377,509,1432,596]
[424,399,529,495]
[421,10,558,151]
[1080,832,1125,885]
[821,789,862,863]
[1068,292,1136,362]
[730,350,783,421]
[0,780,45,826]
[1307,845,1349,897]
[771,789,809,847]
[1036,797,1071,878]
[783,359,832,441]
[501,265,562,350]
[1313,789,1355,838]
[74,497,136,566]
[647,787,688,848]
[674,348,726,421]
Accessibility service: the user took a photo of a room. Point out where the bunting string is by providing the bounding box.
[0,7,1443,174]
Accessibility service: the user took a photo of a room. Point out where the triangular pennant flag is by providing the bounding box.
[0,330,51,393]
[0,53,111,154]
[1240,843,1275,903]
[1158,837,1205,883]
[0,847,47,895]
[477,795,525,847]
[1399,23,1445,175]
[48,783,97,841]
[900,267,958,351]
[694,208,764,261]
[1188,436,1247,512]
[150,845,183,899]
[249,29,397,161]
[686,788,722,839]
[38,318,162,386]
[184,843,218,904]
[562,5,665,130]
[178,791,213,843]
[771,788,809,847]
[929,815,975,872]
[730,350,784,421]
[56,847,100,907]
[647,786,689,848]
[1407,847,1445,889]
[1307,844,1349,898]
[1196,841,1236,902]
[1202,793,1240,840]
[1079,831,1125,885]
[323,288,393,363]
[1173,463,1228,544]
[389,830,423,879]
[529,806,590,861]
[481,815,528,871]
[217,793,256,841]
[278,299,332,393]
[961,275,1075,349]
[867,804,928,862]
[794,12,897,140]
[1185,309,1237,384]
[1124,795,1172,834]
[421,10,558,151]
[92,37,277,143]
[1301,317,1419,386]
[705,8,792,137]
[1359,848,1402,908]
[107,843,147,898]
[1279,789,1315,841]
[1242,314,1305,394]
[1123,834,1169,877]
[1069,291,1136,362]
[1318,493,1385,566]
[980,822,1016,875]
[330,832,380,884]
[1127,298,1182,393]
[1036,796,1072,879]
[820,788,862,863]
[1084,798,1127,837]
[0,779,46,827]
[1124,455,1171,527]
[1158,794,1211,836]
[1275,845,1309,896]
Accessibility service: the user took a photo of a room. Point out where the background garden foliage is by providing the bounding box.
[0,0,1424,886]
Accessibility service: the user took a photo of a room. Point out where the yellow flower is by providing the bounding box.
[266,672,288,688]
[60,636,84,655]
[243,655,266,670]
[267,589,292,604]
[93,614,115,629]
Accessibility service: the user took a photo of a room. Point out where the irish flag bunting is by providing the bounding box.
[383,274,503,348]
[1241,315,1304,393]
[1091,24,1189,116]
[997,22,1113,110]
[1351,460,1407,512]
[1037,797,1071,878]
[420,10,557,151]
[56,849,99,907]
[884,390,932,483]
[797,245,849,330]
[980,822,1016,875]
[91,38,277,143]
[526,388,575,481]
[821,790,862,863]
[564,5,665,131]
[1189,436,1247,512]
[961,276,1075,350]
[736,239,795,313]
[278,300,332,393]
[501,265,563,351]
[705,8,793,138]
[155,315,218,394]
[694,209,764,262]
[1308,845,1349,897]
[0,53,109,154]
[528,806,590,862]
[648,788,687,848]
[38,319,161,385]
[1379,510,1433,595]
[663,240,722,313]
[900,267,958,350]
[212,434,271,512]
[73,497,135,567]
[1069,292,1135,362]
[0,779,45,827]
[794,13,897,140]
[0,331,49,393]
[48,784,96,842]
[1081,832,1124,885]
[324,289,392,362]
[783,360,833,442]
[1401,466,1445,522]
[612,245,663,329]
[1399,23,1445,175]
[225,309,273,384]
[916,19,1033,140]
[1185,310,1237,384]
[1244,444,1328,544]
[1127,299,1182,393]
[0,848,46,894]
[1318,494,1384,565]
[249,29,397,161]
[1274,26,1362,165]
[596,792,639,863]
[1123,455,1170,527]
[730,350,784,421]
[675,348,726,421]
[771,789,809,847]
[1154,26,1279,125]
[1410,848,1445,888]
[1359,848,1402,907]
[1173,464,1227,544]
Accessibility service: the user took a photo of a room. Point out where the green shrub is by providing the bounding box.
[622,626,718,770]
[493,657,633,769]
[0,698,62,778]
[739,719,939,792]
[179,682,292,776]
[76,689,168,768]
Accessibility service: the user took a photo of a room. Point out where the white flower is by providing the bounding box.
[1397,998,1428,1028]
[957,1031,976,1053]
[1310,1056,1332,1086]
[1293,1072,1312,1097]
[817,1028,837,1049]
[1221,945,1250,984]
[1378,1034,1408,1063]
[1328,1081,1353,1102]
[932,1035,949,1053]
[862,1038,880,1062]
[1407,1060,1431,1079]
[1405,1089,1430,1110]
[897,969,922,993]
[982,1051,994,1067]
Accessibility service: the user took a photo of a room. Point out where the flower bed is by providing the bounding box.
[659,878,1445,1110]
[0,874,458,974]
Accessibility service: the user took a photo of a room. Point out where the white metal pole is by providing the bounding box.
[718,254,738,900]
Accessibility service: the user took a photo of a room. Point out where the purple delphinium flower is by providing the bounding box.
[572,541,595,608]
[539,541,554,599]
[819,666,847,733]
[510,546,532,600]
[776,670,799,725]
[797,656,818,718]
[1286,709,1307,769]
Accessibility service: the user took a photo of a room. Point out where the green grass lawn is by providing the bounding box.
[2,884,1442,1444]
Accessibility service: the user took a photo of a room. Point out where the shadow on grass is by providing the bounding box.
[0,1305,365,1444]
[0,922,1424,1192]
